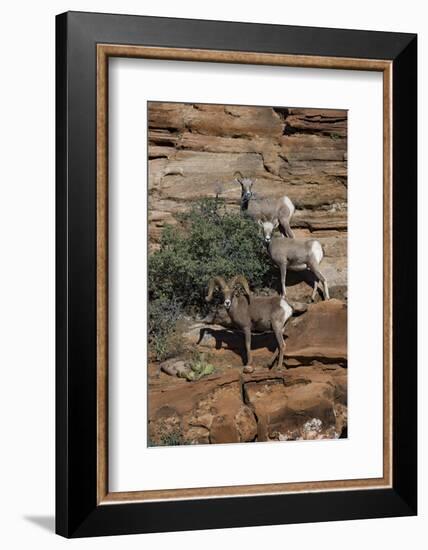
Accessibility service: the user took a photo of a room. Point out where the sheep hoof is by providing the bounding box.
[274,363,287,371]
[243,365,254,373]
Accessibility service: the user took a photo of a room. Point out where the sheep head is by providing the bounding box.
[259,217,279,244]
[206,275,251,310]
[234,173,255,202]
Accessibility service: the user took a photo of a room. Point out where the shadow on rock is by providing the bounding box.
[197,326,277,362]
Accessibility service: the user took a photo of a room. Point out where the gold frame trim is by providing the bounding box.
[96,44,393,505]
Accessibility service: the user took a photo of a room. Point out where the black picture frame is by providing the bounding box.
[56,11,417,538]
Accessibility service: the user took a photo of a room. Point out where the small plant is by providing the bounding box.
[330,132,341,140]
[179,351,215,381]
[148,418,191,447]
[160,430,185,446]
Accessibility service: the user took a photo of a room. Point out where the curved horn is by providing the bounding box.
[205,276,227,302]
[233,171,244,184]
[229,275,251,298]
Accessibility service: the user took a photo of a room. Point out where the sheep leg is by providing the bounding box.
[243,327,252,366]
[279,262,288,297]
[279,216,295,239]
[268,347,279,368]
[311,279,319,301]
[308,260,330,300]
[272,323,286,370]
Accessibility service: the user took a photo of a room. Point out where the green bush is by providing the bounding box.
[148,196,276,314]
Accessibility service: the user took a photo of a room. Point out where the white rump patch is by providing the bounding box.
[282,196,295,216]
[311,241,324,264]
[280,298,293,325]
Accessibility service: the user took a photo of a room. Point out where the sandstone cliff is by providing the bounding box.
[147,102,348,445]
[148,102,347,301]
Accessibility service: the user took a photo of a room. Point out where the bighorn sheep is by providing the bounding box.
[235,174,295,238]
[260,219,330,301]
[205,275,293,371]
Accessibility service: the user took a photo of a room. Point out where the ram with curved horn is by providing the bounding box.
[205,275,293,372]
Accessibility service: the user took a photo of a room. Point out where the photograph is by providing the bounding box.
[0,1,418,544]
[147,101,348,446]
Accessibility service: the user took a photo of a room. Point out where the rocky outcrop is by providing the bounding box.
[285,299,347,363]
[243,365,347,441]
[148,300,347,445]
[148,369,257,445]
[148,364,347,445]
[148,102,347,301]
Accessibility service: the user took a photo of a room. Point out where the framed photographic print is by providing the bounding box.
[56,11,417,538]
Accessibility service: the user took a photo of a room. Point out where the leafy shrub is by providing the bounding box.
[148,196,276,315]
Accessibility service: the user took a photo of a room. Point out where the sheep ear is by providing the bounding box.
[273,219,279,229]
[258,219,264,226]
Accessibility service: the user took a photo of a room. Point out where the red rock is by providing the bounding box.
[147,102,349,446]
[285,299,347,362]
[148,361,347,445]
[285,108,347,137]
[209,415,240,444]
[243,365,347,441]
[148,371,258,445]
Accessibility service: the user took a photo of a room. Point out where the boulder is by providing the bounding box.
[160,359,188,377]
[243,364,347,441]
[285,299,347,362]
